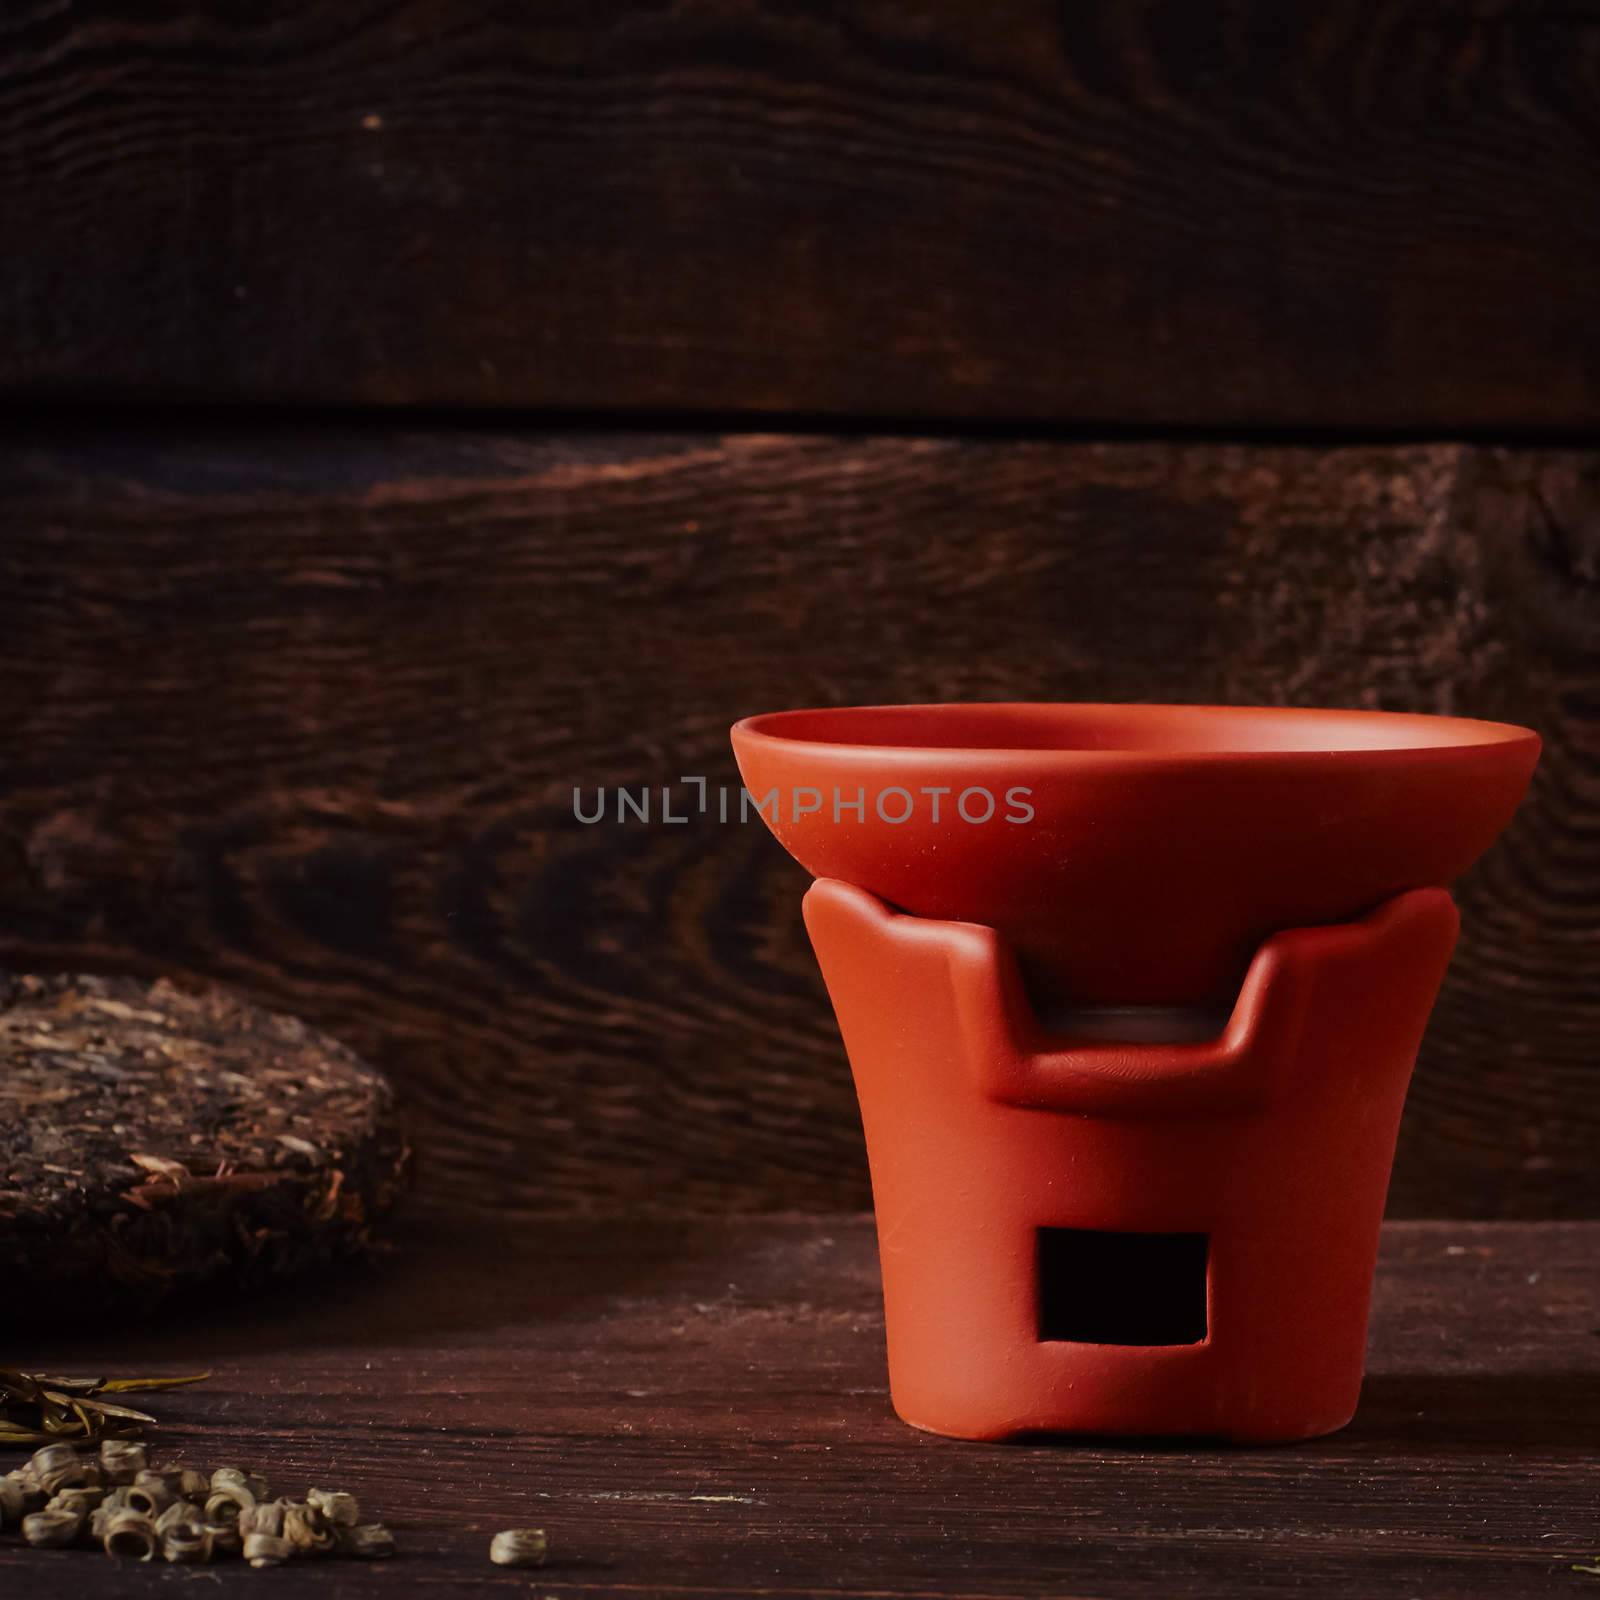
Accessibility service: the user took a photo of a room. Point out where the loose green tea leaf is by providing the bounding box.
[0,1371,208,1446]
[97,1376,209,1396]
[42,1394,159,1426]
[489,1527,548,1568]
[0,1424,55,1446]
[1,1438,410,1571]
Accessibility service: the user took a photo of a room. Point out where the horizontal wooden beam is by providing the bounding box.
[3,1,1598,425]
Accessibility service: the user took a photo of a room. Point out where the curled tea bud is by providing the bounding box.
[29,1443,77,1477]
[6,1469,46,1516]
[102,1509,160,1562]
[159,1508,212,1564]
[156,1501,195,1534]
[0,1475,25,1528]
[212,1467,269,1501]
[239,1499,288,1539]
[99,1440,146,1484]
[29,1442,84,1495]
[284,1502,336,1556]
[125,1471,176,1519]
[204,1485,256,1524]
[489,1528,548,1568]
[306,1486,360,1528]
[337,1522,396,1559]
[89,1488,133,1538]
[204,1515,243,1558]
[22,1507,81,1548]
[178,1468,210,1502]
[243,1532,294,1568]
[47,1484,103,1517]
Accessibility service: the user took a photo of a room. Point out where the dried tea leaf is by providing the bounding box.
[338,1522,396,1559]
[0,1370,208,1445]
[42,1393,159,1426]
[0,1423,56,1445]
[128,1153,190,1181]
[97,1374,210,1395]
[0,974,406,1317]
[22,1507,81,1548]
[244,1531,294,1568]
[102,1508,160,1561]
[306,1487,359,1528]
[99,1441,146,1485]
[489,1527,548,1568]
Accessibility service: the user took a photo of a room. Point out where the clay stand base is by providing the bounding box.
[804,880,1460,1443]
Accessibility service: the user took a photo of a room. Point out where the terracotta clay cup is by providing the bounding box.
[732,704,1539,1443]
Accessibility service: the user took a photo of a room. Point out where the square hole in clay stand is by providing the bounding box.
[1037,1227,1209,1345]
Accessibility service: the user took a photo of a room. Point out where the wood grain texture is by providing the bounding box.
[2,1216,1597,1597]
[0,428,1594,1217]
[2,1,1599,426]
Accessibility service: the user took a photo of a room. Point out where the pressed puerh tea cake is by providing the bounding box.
[0,971,408,1318]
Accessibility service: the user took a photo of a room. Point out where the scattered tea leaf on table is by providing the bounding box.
[0,1370,208,1445]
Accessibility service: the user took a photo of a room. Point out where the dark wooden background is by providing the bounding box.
[4,0,1600,427]
[2,430,1594,1218]
[2,2,1596,1221]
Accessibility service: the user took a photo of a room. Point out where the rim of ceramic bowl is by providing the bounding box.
[731,703,1539,764]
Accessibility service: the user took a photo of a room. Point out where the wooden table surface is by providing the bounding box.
[5,1216,1597,1598]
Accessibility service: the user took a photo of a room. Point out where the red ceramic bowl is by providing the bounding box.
[731,703,1540,1008]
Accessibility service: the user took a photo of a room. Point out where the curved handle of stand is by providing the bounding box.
[945,889,1457,1115]
[945,920,1301,1115]
[803,878,1459,1118]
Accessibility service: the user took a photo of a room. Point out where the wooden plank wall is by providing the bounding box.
[2,0,1599,426]
[1,3,1595,1216]
[2,430,1593,1217]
